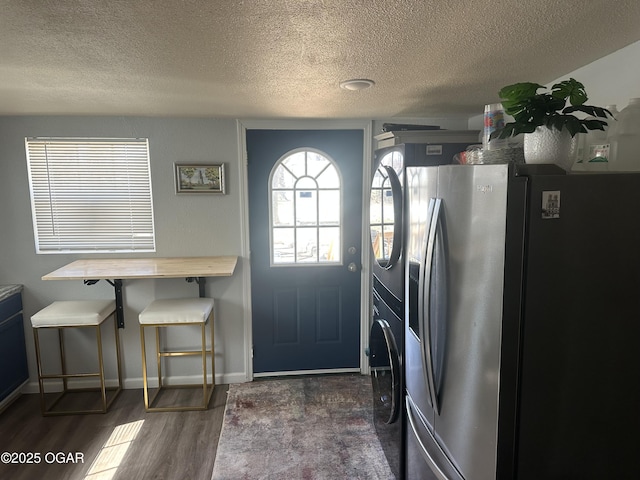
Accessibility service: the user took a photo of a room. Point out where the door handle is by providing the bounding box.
[348,262,358,272]
[424,198,443,415]
[420,197,442,414]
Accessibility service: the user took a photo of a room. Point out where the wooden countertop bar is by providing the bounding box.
[42,256,238,328]
[42,256,238,281]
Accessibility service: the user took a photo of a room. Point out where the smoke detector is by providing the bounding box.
[339,79,375,91]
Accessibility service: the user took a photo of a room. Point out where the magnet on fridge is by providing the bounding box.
[542,191,560,219]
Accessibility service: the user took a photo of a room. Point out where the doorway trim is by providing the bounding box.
[236,119,373,380]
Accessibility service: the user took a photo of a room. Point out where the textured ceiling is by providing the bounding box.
[1,0,640,119]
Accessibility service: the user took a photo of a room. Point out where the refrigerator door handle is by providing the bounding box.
[418,198,436,408]
[419,197,442,413]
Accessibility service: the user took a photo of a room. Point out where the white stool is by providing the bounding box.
[139,298,215,412]
[31,300,123,416]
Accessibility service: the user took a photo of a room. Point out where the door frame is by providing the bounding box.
[237,119,373,380]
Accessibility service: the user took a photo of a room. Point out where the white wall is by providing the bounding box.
[0,116,247,389]
[468,40,640,131]
[560,40,640,111]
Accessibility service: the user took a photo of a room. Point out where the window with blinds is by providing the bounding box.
[25,138,155,253]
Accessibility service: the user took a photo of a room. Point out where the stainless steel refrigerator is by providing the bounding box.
[404,162,640,479]
[369,133,479,480]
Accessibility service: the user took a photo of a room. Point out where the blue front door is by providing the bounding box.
[247,129,363,374]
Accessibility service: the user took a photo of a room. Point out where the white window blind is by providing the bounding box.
[25,138,156,253]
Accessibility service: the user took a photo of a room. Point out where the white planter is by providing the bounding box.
[524,127,577,171]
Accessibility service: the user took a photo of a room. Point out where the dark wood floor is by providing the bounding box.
[0,385,228,480]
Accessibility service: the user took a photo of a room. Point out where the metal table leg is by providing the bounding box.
[186,277,206,297]
[86,279,125,328]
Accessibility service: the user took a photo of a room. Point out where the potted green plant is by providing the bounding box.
[490,78,611,168]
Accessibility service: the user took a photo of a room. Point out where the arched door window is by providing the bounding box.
[270,149,342,265]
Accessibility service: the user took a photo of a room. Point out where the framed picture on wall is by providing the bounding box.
[175,163,226,194]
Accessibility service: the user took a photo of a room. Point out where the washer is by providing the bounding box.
[370,284,403,478]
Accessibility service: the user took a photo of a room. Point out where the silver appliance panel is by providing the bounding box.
[405,164,510,480]
[432,164,509,480]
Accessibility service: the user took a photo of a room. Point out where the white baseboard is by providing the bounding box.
[21,371,249,394]
[253,367,361,378]
[0,381,29,412]
[122,372,247,389]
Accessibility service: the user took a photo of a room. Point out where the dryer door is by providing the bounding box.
[370,318,401,425]
[370,156,404,272]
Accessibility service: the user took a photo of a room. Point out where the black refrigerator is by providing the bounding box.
[405,162,640,479]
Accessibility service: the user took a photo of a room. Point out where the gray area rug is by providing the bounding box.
[211,375,394,480]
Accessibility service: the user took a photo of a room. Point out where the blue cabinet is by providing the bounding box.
[0,289,29,409]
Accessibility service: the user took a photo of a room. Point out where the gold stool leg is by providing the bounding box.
[33,328,47,415]
[201,322,207,408]
[140,324,150,410]
[59,328,68,392]
[210,310,215,391]
[96,323,107,412]
[155,326,163,389]
[103,312,123,411]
